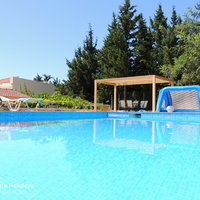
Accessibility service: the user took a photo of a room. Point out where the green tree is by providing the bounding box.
[150,4,168,71]
[43,74,53,82]
[99,0,138,78]
[98,0,139,103]
[66,25,100,101]
[118,0,138,72]
[171,6,182,28]
[55,80,68,95]
[98,13,129,103]
[161,3,200,84]
[133,14,154,75]
[174,32,200,85]
[33,74,43,81]
[150,4,168,46]
[99,13,130,78]
[160,7,182,77]
[53,77,61,86]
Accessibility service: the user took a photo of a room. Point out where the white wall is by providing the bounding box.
[0,83,12,89]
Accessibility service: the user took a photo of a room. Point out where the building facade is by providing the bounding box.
[0,77,55,95]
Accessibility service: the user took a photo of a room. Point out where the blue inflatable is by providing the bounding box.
[156,86,200,112]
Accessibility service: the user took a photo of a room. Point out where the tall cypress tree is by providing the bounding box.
[150,4,168,46]
[160,7,182,78]
[99,0,139,103]
[133,14,154,75]
[98,13,129,103]
[99,0,138,78]
[171,6,182,28]
[118,0,138,73]
[150,4,168,71]
[163,7,182,64]
[66,25,100,101]
[99,13,130,78]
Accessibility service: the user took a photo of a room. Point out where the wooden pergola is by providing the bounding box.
[94,75,174,112]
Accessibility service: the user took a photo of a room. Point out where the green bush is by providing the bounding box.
[35,91,92,109]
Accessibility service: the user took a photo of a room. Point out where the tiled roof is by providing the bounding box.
[0,88,29,98]
[0,77,11,84]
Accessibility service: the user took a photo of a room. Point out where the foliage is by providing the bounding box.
[66,25,100,102]
[34,74,53,82]
[21,88,36,97]
[133,14,154,75]
[150,4,168,71]
[160,7,183,78]
[42,74,53,82]
[167,30,200,85]
[99,0,138,79]
[54,80,68,95]
[161,7,182,65]
[33,1,200,107]
[33,73,68,94]
[52,77,61,86]
[34,74,43,81]
[98,0,139,103]
[161,2,200,84]
[99,14,130,78]
[36,92,92,109]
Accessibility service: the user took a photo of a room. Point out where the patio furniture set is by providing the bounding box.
[118,100,148,111]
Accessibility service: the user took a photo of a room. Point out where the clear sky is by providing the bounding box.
[0,0,198,81]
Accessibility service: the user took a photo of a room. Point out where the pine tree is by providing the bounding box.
[150,4,168,70]
[66,25,100,101]
[98,0,139,103]
[192,2,200,20]
[171,6,182,28]
[99,0,139,78]
[99,14,130,78]
[98,13,129,103]
[133,14,154,75]
[161,7,182,76]
[150,4,168,46]
[160,7,185,80]
[118,0,137,41]
[118,0,139,73]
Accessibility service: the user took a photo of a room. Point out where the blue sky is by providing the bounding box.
[0,0,198,81]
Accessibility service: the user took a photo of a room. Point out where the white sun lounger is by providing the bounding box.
[0,96,21,111]
[0,97,44,111]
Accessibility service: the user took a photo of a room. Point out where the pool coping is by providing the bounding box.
[0,111,200,123]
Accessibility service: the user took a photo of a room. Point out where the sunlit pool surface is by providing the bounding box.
[0,118,200,200]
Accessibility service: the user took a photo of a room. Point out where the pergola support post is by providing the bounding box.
[152,75,156,112]
[114,85,117,112]
[94,80,97,111]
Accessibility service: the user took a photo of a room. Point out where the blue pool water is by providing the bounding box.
[0,118,200,200]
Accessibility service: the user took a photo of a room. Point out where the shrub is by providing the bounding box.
[36,91,92,109]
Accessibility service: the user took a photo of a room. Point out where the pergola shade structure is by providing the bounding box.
[94,75,174,112]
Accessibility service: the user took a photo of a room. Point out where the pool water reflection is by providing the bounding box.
[0,119,200,200]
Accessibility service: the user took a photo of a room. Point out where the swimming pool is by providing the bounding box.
[0,112,200,200]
